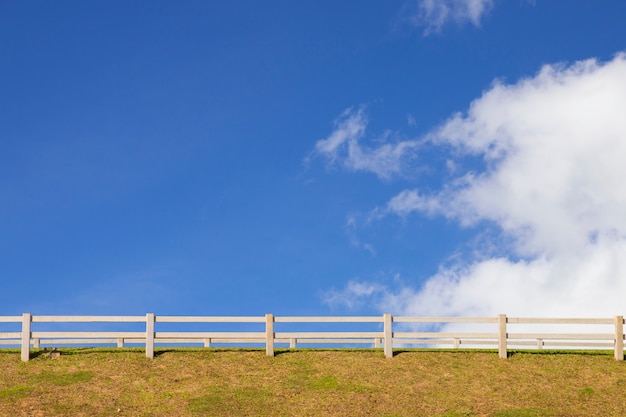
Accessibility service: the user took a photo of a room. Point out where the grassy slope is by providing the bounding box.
[0,348,625,417]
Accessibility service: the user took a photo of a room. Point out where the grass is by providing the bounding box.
[0,348,625,416]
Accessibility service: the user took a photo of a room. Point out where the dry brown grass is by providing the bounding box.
[1,348,625,416]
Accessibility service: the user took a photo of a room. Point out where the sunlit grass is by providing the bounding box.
[0,348,624,416]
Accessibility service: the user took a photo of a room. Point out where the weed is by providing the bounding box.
[308,375,339,390]
[0,385,32,399]
[32,370,94,386]
[439,412,475,417]
[492,409,550,417]
[188,387,273,416]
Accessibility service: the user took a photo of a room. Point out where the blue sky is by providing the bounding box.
[2,1,626,317]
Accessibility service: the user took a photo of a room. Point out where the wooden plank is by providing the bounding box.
[537,338,544,349]
[134,338,286,345]
[21,313,31,362]
[32,316,145,323]
[0,316,22,322]
[507,317,613,325]
[120,338,269,344]
[615,315,624,361]
[146,313,155,359]
[394,332,497,339]
[498,314,507,359]
[266,313,274,357]
[384,313,393,359]
[34,339,123,345]
[156,332,265,339]
[275,316,383,323]
[505,341,543,347]
[386,338,497,346]
[165,338,266,344]
[393,339,456,345]
[293,339,380,345]
[0,332,21,338]
[154,338,243,347]
[156,316,265,323]
[119,338,148,344]
[540,341,614,348]
[33,337,589,348]
[508,333,613,340]
[31,332,145,338]
[449,340,498,346]
[275,332,382,339]
[394,317,497,324]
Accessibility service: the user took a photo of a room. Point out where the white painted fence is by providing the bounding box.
[0,313,623,362]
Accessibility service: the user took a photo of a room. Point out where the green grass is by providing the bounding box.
[32,370,94,386]
[0,385,32,400]
[0,348,625,416]
[188,387,274,416]
[491,409,551,417]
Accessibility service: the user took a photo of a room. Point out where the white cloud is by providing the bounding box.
[394,54,626,259]
[382,239,626,318]
[346,214,377,256]
[312,106,419,180]
[323,280,388,310]
[385,189,442,217]
[314,107,367,162]
[405,0,494,35]
[331,53,626,318]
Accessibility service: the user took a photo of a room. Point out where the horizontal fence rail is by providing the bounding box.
[0,313,623,362]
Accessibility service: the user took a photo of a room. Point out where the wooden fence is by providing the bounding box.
[0,313,623,362]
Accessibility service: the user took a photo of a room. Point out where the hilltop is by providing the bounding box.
[1,348,624,416]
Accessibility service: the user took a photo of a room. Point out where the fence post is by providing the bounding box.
[383,313,393,359]
[498,314,507,359]
[146,313,155,359]
[266,314,274,357]
[21,313,31,362]
[615,315,624,361]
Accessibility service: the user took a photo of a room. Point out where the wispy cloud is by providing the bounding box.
[311,106,420,181]
[403,0,495,35]
[385,189,442,217]
[329,53,626,318]
[323,280,389,310]
[314,106,368,163]
[346,214,377,256]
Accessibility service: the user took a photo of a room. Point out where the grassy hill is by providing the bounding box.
[1,348,625,416]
